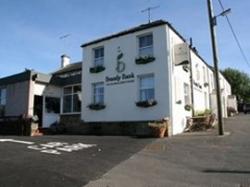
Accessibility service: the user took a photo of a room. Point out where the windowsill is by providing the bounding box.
[60,112,81,116]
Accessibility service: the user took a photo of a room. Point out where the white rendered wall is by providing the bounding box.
[168,29,190,135]
[82,25,171,123]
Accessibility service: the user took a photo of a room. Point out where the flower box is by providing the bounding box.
[136,100,157,108]
[89,65,105,73]
[135,56,155,65]
[88,103,106,110]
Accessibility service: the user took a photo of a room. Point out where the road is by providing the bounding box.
[86,114,250,187]
[1,114,250,187]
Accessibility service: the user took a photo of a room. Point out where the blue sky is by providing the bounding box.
[0,0,249,77]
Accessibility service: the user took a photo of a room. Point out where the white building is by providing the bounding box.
[81,20,232,136]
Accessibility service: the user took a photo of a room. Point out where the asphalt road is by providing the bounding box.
[86,114,250,187]
[0,135,153,187]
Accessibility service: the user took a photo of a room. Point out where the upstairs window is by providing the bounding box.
[93,47,104,66]
[92,83,104,104]
[63,85,81,113]
[138,34,153,57]
[139,74,155,101]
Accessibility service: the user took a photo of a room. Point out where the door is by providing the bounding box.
[43,96,60,128]
[33,95,43,127]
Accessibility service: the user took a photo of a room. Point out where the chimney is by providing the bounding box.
[61,54,70,68]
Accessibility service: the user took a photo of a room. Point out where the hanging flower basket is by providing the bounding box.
[135,56,155,65]
[88,103,106,110]
[89,65,105,73]
[136,100,157,108]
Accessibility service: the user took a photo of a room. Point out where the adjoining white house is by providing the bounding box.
[81,20,233,136]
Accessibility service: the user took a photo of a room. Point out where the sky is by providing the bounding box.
[0,0,249,78]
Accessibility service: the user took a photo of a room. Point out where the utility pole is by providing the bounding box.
[207,0,224,135]
[188,38,195,117]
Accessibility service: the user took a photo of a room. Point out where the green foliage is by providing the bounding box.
[194,109,212,116]
[221,68,250,102]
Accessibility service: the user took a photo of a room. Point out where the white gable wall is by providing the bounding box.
[82,25,171,122]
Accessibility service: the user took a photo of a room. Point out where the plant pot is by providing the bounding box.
[151,127,166,138]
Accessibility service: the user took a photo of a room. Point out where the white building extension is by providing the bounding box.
[81,20,232,136]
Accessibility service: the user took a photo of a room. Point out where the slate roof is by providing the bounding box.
[52,62,82,75]
[81,20,175,47]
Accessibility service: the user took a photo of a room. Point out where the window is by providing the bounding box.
[184,83,190,105]
[138,34,153,57]
[63,85,81,113]
[0,88,6,105]
[0,88,6,116]
[92,83,104,104]
[139,74,155,101]
[203,66,206,83]
[45,97,60,114]
[196,64,200,81]
[93,47,104,66]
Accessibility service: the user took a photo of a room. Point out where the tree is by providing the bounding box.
[221,68,250,102]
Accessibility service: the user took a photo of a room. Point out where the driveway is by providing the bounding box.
[0,135,153,187]
[86,114,250,187]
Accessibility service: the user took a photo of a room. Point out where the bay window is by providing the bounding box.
[63,85,81,113]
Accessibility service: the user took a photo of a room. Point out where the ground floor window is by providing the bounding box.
[45,97,60,114]
[92,82,104,104]
[63,85,81,113]
[184,83,190,105]
[138,74,155,101]
[0,88,6,116]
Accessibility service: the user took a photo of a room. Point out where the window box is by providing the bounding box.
[89,65,105,73]
[135,56,155,65]
[204,82,209,87]
[88,103,106,110]
[136,100,157,108]
[183,64,190,72]
[184,104,192,111]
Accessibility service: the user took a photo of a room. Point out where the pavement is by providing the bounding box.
[1,114,250,187]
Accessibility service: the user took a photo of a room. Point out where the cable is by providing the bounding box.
[217,0,250,68]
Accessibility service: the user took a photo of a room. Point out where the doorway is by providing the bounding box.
[33,95,43,127]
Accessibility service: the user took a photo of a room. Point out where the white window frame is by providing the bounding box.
[138,74,155,101]
[138,33,153,57]
[92,82,104,104]
[184,83,190,105]
[62,84,81,114]
[93,46,104,67]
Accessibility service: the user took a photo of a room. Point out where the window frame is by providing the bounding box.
[62,84,81,114]
[137,33,154,57]
[93,46,104,67]
[138,74,155,102]
[92,82,104,105]
[184,83,190,106]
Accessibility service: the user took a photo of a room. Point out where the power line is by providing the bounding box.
[217,0,250,68]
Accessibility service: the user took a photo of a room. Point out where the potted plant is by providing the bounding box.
[148,119,169,138]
